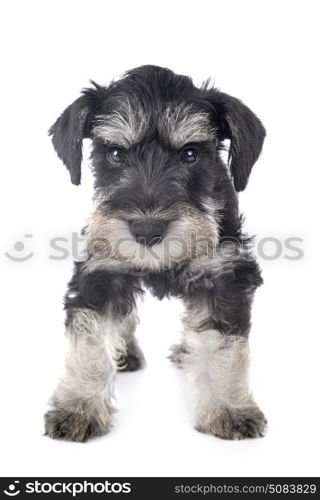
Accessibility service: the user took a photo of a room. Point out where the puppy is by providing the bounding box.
[44,65,266,442]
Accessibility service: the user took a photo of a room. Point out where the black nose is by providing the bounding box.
[129,218,169,246]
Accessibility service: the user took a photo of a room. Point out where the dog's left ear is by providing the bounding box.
[213,92,266,191]
[49,94,92,185]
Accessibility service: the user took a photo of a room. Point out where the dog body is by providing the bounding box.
[45,66,266,442]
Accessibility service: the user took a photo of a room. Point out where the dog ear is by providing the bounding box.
[49,94,92,185]
[214,92,266,191]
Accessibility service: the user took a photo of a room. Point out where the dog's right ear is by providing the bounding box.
[49,93,93,185]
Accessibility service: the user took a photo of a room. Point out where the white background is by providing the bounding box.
[0,0,319,478]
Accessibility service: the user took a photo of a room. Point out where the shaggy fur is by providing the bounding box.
[44,65,266,442]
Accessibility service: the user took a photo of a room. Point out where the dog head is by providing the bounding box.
[50,65,265,270]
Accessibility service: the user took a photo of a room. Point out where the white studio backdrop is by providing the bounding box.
[0,0,319,477]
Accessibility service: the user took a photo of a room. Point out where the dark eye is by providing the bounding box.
[180,147,199,165]
[107,147,124,164]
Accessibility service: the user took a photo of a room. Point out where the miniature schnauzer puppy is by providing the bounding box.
[44,65,267,442]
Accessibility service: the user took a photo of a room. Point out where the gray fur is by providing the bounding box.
[93,98,149,148]
[159,104,216,148]
[117,308,145,371]
[45,308,125,442]
[169,298,267,440]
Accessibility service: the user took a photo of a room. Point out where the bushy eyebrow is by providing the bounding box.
[92,98,149,148]
[159,104,216,149]
[92,101,216,149]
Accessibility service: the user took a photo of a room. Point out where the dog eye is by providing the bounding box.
[180,147,199,165]
[107,147,124,164]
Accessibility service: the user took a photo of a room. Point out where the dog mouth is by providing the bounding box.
[85,203,220,270]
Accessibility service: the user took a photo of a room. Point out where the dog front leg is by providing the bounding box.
[182,271,266,440]
[44,307,124,442]
[44,264,141,442]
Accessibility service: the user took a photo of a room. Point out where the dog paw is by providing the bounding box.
[195,405,267,440]
[117,342,145,372]
[44,408,112,442]
[168,343,189,367]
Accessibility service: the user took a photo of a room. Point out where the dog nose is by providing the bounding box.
[129,218,168,246]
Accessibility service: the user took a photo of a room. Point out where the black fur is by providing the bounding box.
[145,256,262,336]
[64,262,144,320]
